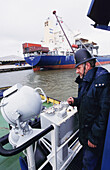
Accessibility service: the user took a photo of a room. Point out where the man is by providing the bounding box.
[67,48,110,170]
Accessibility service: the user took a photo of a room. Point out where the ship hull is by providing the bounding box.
[24,55,75,70]
[24,55,110,71]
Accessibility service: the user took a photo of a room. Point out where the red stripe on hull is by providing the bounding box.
[43,64,76,69]
[96,61,110,66]
[33,64,76,71]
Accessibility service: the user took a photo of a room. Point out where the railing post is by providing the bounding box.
[51,124,57,170]
[26,145,36,170]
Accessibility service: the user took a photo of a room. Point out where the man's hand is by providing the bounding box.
[67,97,74,105]
[88,140,97,148]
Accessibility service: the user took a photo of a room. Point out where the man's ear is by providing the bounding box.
[86,62,91,70]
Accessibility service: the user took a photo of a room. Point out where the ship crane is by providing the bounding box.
[53,11,75,54]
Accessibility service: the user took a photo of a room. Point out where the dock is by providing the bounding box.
[0,64,32,73]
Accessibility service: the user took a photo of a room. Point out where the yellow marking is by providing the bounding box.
[40,94,60,105]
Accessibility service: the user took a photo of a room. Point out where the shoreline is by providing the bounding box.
[0,64,32,73]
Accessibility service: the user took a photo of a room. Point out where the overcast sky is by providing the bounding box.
[0,0,110,58]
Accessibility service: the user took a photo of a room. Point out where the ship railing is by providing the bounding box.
[0,123,81,170]
[38,128,81,170]
[0,125,54,156]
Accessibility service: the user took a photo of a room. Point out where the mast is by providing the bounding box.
[53,11,74,53]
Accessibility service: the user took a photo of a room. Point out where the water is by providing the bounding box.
[0,64,110,101]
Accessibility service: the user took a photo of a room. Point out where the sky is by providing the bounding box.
[0,0,110,58]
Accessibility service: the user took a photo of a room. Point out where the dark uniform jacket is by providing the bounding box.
[73,67,110,151]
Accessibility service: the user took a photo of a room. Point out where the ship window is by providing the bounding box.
[55,51,58,55]
[48,51,52,55]
[70,52,74,56]
[26,53,30,57]
[31,53,34,56]
[45,21,48,27]
[61,51,64,55]
[52,51,55,55]
[66,52,70,56]
[43,53,47,56]
[34,52,37,55]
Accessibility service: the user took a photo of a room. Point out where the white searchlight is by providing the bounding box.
[0,83,46,126]
[0,84,47,170]
[0,84,47,147]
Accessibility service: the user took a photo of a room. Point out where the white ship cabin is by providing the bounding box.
[43,18,77,55]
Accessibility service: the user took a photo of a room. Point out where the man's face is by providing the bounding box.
[76,64,85,78]
[76,62,91,78]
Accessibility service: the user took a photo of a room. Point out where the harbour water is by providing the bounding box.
[0,64,110,101]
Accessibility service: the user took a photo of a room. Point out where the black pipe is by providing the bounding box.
[0,134,9,146]
[53,10,74,53]
[0,125,54,157]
